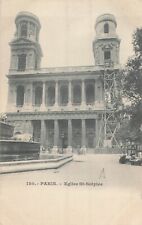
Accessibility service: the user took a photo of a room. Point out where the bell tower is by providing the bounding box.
[9,11,42,72]
[93,14,120,67]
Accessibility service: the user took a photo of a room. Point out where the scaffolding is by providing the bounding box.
[97,62,122,148]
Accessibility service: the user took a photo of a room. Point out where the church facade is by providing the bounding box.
[6,12,120,153]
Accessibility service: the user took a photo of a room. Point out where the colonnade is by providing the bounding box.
[15,79,103,108]
[36,118,97,151]
[39,79,102,107]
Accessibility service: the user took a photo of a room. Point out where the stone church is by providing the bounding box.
[6,12,120,153]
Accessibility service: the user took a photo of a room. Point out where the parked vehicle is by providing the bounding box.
[119,143,142,166]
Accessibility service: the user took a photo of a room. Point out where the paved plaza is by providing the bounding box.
[0,154,142,225]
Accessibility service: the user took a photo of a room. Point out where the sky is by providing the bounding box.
[0,0,142,112]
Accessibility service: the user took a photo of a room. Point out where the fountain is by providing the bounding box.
[0,120,40,162]
[0,115,73,174]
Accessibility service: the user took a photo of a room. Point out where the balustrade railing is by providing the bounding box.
[12,100,105,112]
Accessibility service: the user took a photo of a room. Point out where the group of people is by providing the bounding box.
[119,141,142,165]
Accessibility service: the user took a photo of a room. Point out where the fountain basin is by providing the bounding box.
[0,121,14,139]
[0,140,40,154]
[0,154,73,174]
[0,140,40,162]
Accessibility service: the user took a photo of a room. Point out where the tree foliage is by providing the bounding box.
[116,119,142,144]
[123,28,142,104]
[132,28,142,53]
[119,28,142,143]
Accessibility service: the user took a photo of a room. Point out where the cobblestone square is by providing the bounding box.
[0,154,142,225]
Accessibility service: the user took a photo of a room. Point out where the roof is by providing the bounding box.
[96,13,117,27]
[15,11,41,28]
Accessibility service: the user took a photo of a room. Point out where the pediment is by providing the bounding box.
[102,43,113,50]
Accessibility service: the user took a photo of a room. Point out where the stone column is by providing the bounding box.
[52,119,59,153]
[81,119,86,153]
[7,84,16,112]
[96,116,103,148]
[25,83,33,111]
[32,84,35,107]
[67,119,72,153]
[31,83,33,108]
[41,82,46,110]
[54,81,59,108]
[95,119,99,148]
[99,80,103,101]
[10,55,17,70]
[68,80,72,107]
[81,80,86,108]
[95,79,103,109]
[95,80,98,102]
[40,120,46,147]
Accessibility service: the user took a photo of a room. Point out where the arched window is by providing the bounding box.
[46,86,55,106]
[20,22,28,37]
[18,54,26,71]
[86,84,95,105]
[104,23,109,33]
[73,85,81,105]
[35,86,42,106]
[16,85,24,107]
[60,86,68,106]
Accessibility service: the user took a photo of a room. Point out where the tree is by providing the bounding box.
[116,119,142,144]
[122,28,142,143]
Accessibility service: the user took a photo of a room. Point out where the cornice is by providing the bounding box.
[6,110,104,121]
[7,65,120,78]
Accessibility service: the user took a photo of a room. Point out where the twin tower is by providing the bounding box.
[9,12,120,71]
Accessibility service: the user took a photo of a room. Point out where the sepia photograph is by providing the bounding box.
[0,0,142,225]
